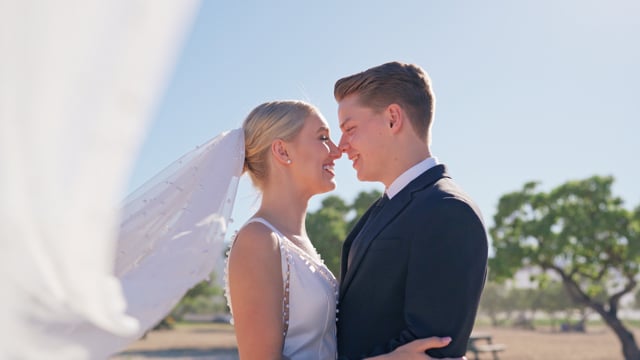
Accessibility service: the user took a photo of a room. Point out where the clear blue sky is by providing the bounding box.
[128,0,640,241]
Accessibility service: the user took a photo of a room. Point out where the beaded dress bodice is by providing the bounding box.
[224,218,338,360]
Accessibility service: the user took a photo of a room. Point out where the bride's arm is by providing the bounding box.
[364,337,466,360]
[228,223,285,360]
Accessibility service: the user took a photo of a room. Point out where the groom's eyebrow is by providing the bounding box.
[317,126,329,133]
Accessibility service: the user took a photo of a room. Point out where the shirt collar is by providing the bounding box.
[386,157,439,199]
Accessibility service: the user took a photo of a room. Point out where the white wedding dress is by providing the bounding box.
[225,218,338,360]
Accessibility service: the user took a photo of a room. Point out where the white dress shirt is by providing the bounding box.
[386,157,439,199]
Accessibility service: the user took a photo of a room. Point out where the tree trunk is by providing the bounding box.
[558,271,640,359]
[597,308,640,360]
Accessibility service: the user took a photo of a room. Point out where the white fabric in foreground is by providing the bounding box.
[116,128,244,333]
[0,1,199,359]
[65,128,244,359]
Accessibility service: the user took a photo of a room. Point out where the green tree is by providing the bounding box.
[307,190,382,278]
[635,287,640,310]
[490,176,640,359]
[170,277,225,320]
[536,281,576,330]
[306,195,350,276]
[506,287,536,329]
[347,190,383,231]
[478,282,509,326]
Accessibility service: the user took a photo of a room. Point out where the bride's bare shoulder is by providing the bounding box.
[229,221,280,261]
[227,221,283,291]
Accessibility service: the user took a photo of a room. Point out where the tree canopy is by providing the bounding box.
[490,175,640,359]
[307,189,382,277]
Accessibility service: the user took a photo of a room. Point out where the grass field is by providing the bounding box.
[112,322,640,360]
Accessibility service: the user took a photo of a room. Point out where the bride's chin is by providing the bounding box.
[319,182,337,194]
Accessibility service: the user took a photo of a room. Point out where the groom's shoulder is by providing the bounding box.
[413,170,481,213]
[412,165,463,197]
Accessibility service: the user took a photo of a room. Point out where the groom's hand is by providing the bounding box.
[365,336,466,360]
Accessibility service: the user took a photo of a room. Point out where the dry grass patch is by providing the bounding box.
[113,323,640,360]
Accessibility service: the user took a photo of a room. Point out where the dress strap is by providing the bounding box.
[243,217,291,340]
[244,217,282,235]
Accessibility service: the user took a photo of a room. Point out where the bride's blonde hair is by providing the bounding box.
[242,100,317,190]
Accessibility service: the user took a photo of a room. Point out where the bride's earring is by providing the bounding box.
[272,140,292,165]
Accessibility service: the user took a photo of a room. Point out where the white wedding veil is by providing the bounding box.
[0,0,228,359]
[67,129,245,359]
[116,128,244,332]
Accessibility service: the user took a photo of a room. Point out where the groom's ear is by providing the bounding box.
[386,104,403,134]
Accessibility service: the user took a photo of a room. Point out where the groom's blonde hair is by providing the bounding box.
[334,61,435,144]
[242,100,316,190]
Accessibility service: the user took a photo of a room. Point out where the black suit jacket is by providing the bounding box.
[337,165,488,359]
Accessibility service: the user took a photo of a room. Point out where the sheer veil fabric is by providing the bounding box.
[76,128,244,358]
[115,128,244,333]
[0,1,223,359]
[69,129,243,359]
[32,129,244,360]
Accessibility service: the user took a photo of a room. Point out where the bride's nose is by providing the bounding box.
[338,134,349,153]
[329,140,341,159]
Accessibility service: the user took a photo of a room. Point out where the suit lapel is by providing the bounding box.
[339,165,450,301]
[339,191,411,300]
[339,208,372,285]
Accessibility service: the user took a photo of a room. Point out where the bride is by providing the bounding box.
[225,100,458,359]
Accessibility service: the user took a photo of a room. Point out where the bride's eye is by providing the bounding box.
[319,135,329,141]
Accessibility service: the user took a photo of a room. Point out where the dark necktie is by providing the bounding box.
[347,193,389,269]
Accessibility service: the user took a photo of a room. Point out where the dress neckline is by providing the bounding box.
[246,217,337,284]
[247,217,323,265]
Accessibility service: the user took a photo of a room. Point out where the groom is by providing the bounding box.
[335,62,488,359]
